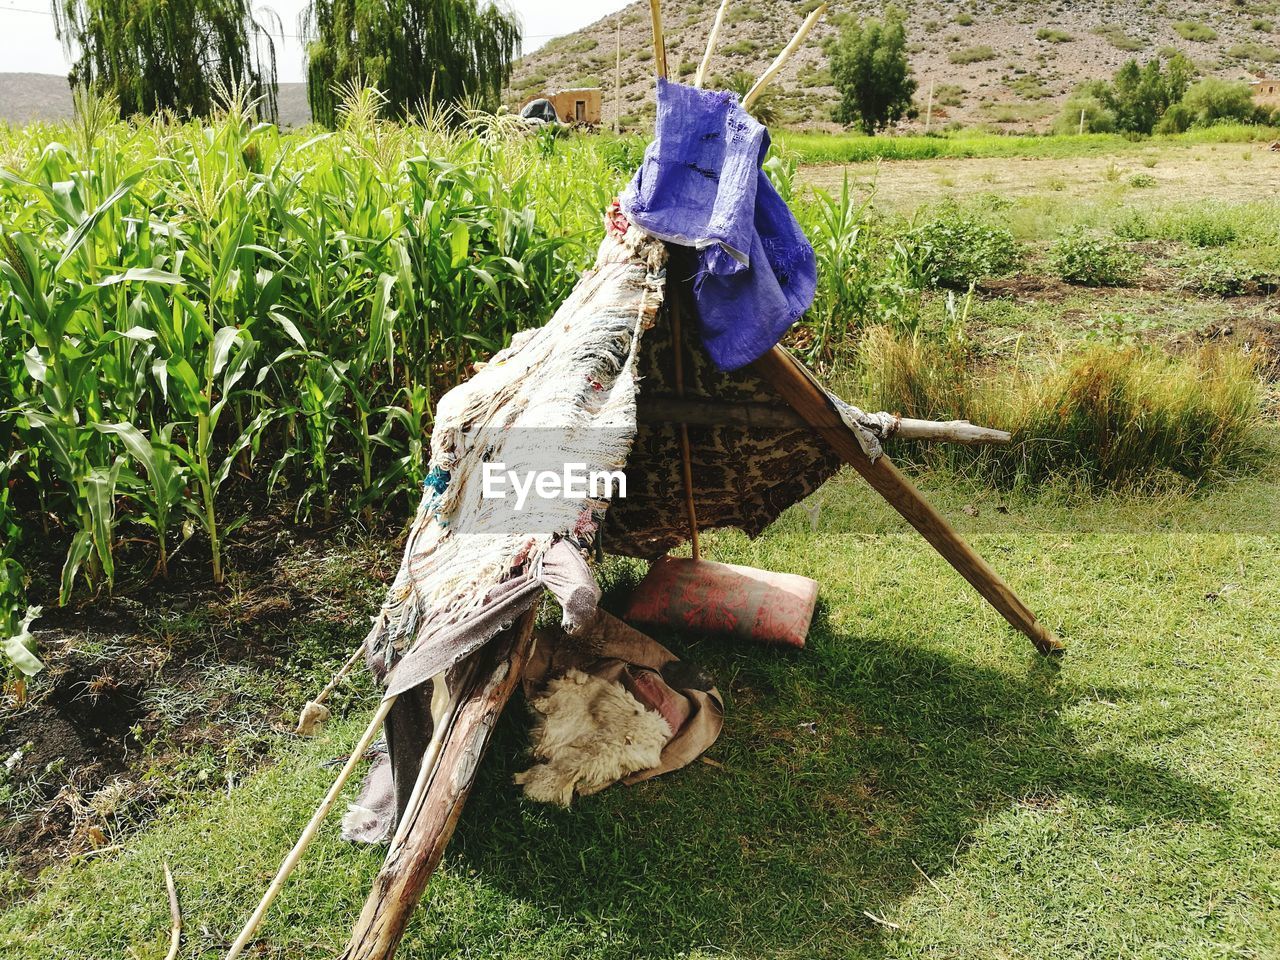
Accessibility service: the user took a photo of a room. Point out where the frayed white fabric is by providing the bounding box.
[515,669,672,807]
[366,228,667,675]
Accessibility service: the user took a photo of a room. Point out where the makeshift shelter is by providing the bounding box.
[226,4,1062,958]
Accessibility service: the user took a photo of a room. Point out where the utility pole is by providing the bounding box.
[924,78,934,134]
[1079,106,1086,136]
[614,16,623,134]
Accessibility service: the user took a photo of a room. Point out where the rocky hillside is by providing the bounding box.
[508,0,1280,131]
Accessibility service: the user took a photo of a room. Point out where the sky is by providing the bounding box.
[0,0,631,83]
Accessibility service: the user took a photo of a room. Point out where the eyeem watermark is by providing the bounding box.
[482,462,626,511]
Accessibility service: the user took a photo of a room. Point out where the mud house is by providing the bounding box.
[1252,76,1280,109]
[522,88,603,125]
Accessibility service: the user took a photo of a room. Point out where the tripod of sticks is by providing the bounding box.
[224,3,1062,958]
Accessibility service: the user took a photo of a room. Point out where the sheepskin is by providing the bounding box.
[515,668,672,807]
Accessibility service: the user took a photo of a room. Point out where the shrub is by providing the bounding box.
[1172,21,1217,42]
[1092,23,1144,51]
[1170,209,1238,247]
[949,45,997,64]
[1050,228,1141,285]
[1054,94,1117,134]
[908,201,1020,288]
[1127,172,1158,187]
[1175,253,1265,296]
[1035,28,1074,43]
[1158,78,1265,133]
[1227,41,1280,62]
[954,13,974,25]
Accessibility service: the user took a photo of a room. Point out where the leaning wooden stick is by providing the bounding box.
[670,290,701,560]
[648,0,668,80]
[637,397,1012,445]
[744,3,827,109]
[694,0,732,88]
[226,694,398,960]
[163,862,181,960]
[341,607,539,960]
[753,346,1064,656]
[296,640,367,735]
[385,668,466,854]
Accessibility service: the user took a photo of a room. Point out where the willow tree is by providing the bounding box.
[302,0,520,126]
[51,0,279,121]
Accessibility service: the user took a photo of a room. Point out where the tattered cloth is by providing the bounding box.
[620,78,817,372]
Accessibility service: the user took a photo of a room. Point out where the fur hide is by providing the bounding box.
[515,669,672,807]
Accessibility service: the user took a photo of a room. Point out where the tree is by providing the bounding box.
[303,0,520,127]
[1058,53,1195,135]
[830,7,917,135]
[51,0,278,121]
[1158,78,1263,133]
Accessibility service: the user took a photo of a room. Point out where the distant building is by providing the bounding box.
[521,88,602,125]
[1251,77,1280,109]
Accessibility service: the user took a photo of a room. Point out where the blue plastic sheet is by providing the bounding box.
[621,78,817,371]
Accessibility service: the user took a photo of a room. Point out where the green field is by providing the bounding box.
[2,112,1279,958]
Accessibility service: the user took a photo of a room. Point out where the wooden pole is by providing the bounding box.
[648,0,668,80]
[225,694,397,959]
[614,16,622,134]
[669,295,701,560]
[744,3,827,110]
[340,607,539,960]
[753,346,1064,656]
[637,397,1012,445]
[695,0,732,88]
[924,78,934,134]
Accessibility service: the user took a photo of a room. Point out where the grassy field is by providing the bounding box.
[3,489,1279,958]
[777,124,1280,165]
[2,123,1279,958]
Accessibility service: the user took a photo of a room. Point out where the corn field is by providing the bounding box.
[0,93,627,663]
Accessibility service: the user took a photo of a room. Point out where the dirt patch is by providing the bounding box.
[1173,315,1280,383]
[0,526,396,880]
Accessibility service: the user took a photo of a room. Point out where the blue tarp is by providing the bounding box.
[621,78,817,371]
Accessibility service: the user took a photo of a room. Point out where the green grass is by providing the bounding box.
[3,474,1280,957]
[775,124,1280,165]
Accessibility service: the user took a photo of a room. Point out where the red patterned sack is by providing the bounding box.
[622,556,818,649]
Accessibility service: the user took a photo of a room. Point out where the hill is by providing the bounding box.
[0,74,312,127]
[507,0,1280,131]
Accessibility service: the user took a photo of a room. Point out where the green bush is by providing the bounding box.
[1127,172,1158,188]
[1050,228,1141,286]
[1035,28,1074,43]
[1227,41,1280,62]
[949,45,996,64]
[908,201,1020,288]
[1170,209,1239,247]
[1175,253,1266,296]
[1054,95,1117,134]
[1158,78,1267,133]
[1172,21,1217,42]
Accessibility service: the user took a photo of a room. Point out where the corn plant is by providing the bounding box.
[0,88,620,604]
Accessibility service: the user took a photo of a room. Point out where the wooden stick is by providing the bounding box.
[648,0,668,80]
[896,418,1011,445]
[163,862,181,960]
[638,396,1012,445]
[694,0,732,88]
[744,3,827,109]
[385,668,467,853]
[226,694,398,960]
[670,295,701,560]
[753,346,1064,656]
[297,640,367,735]
[340,608,539,960]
